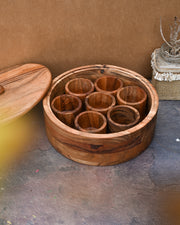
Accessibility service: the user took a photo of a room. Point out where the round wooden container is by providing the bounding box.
[43,65,159,166]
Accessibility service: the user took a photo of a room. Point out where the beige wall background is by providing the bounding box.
[0,0,179,78]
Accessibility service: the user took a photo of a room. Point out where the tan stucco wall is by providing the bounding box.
[0,0,179,78]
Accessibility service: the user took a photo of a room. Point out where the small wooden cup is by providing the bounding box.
[51,94,82,127]
[75,111,107,134]
[85,92,116,115]
[94,75,123,96]
[117,85,147,119]
[65,78,94,102]
[107,105,140,132]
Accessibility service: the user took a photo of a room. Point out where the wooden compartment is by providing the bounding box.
[43,65,159,166]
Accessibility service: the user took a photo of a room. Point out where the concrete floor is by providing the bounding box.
[0,100,180,225]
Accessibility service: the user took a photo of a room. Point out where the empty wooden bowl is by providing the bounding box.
[75,111,107,134]
[43,64,159,166]
[85,92,116,115]
[117,85,147,119]
[94,75,123,96]
[51,94,82,127]
[107,105,140,132]
[65,78,94,102]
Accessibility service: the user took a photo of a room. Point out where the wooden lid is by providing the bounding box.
[0,64,52,125]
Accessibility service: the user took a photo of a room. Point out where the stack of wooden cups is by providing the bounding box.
[51,76,147,134]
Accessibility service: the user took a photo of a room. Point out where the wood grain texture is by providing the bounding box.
[0,64,52,125]
[95,76,123,97]
[51,94,82,128]
[43,64,159,166]
[65,78,94,102]
[117,86,147,120]
[85,92,116,115]
[107,105,140,133]
[74,111,107,134]
[0,85,4,95]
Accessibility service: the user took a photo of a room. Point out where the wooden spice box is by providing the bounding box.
[43,64,159,166]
